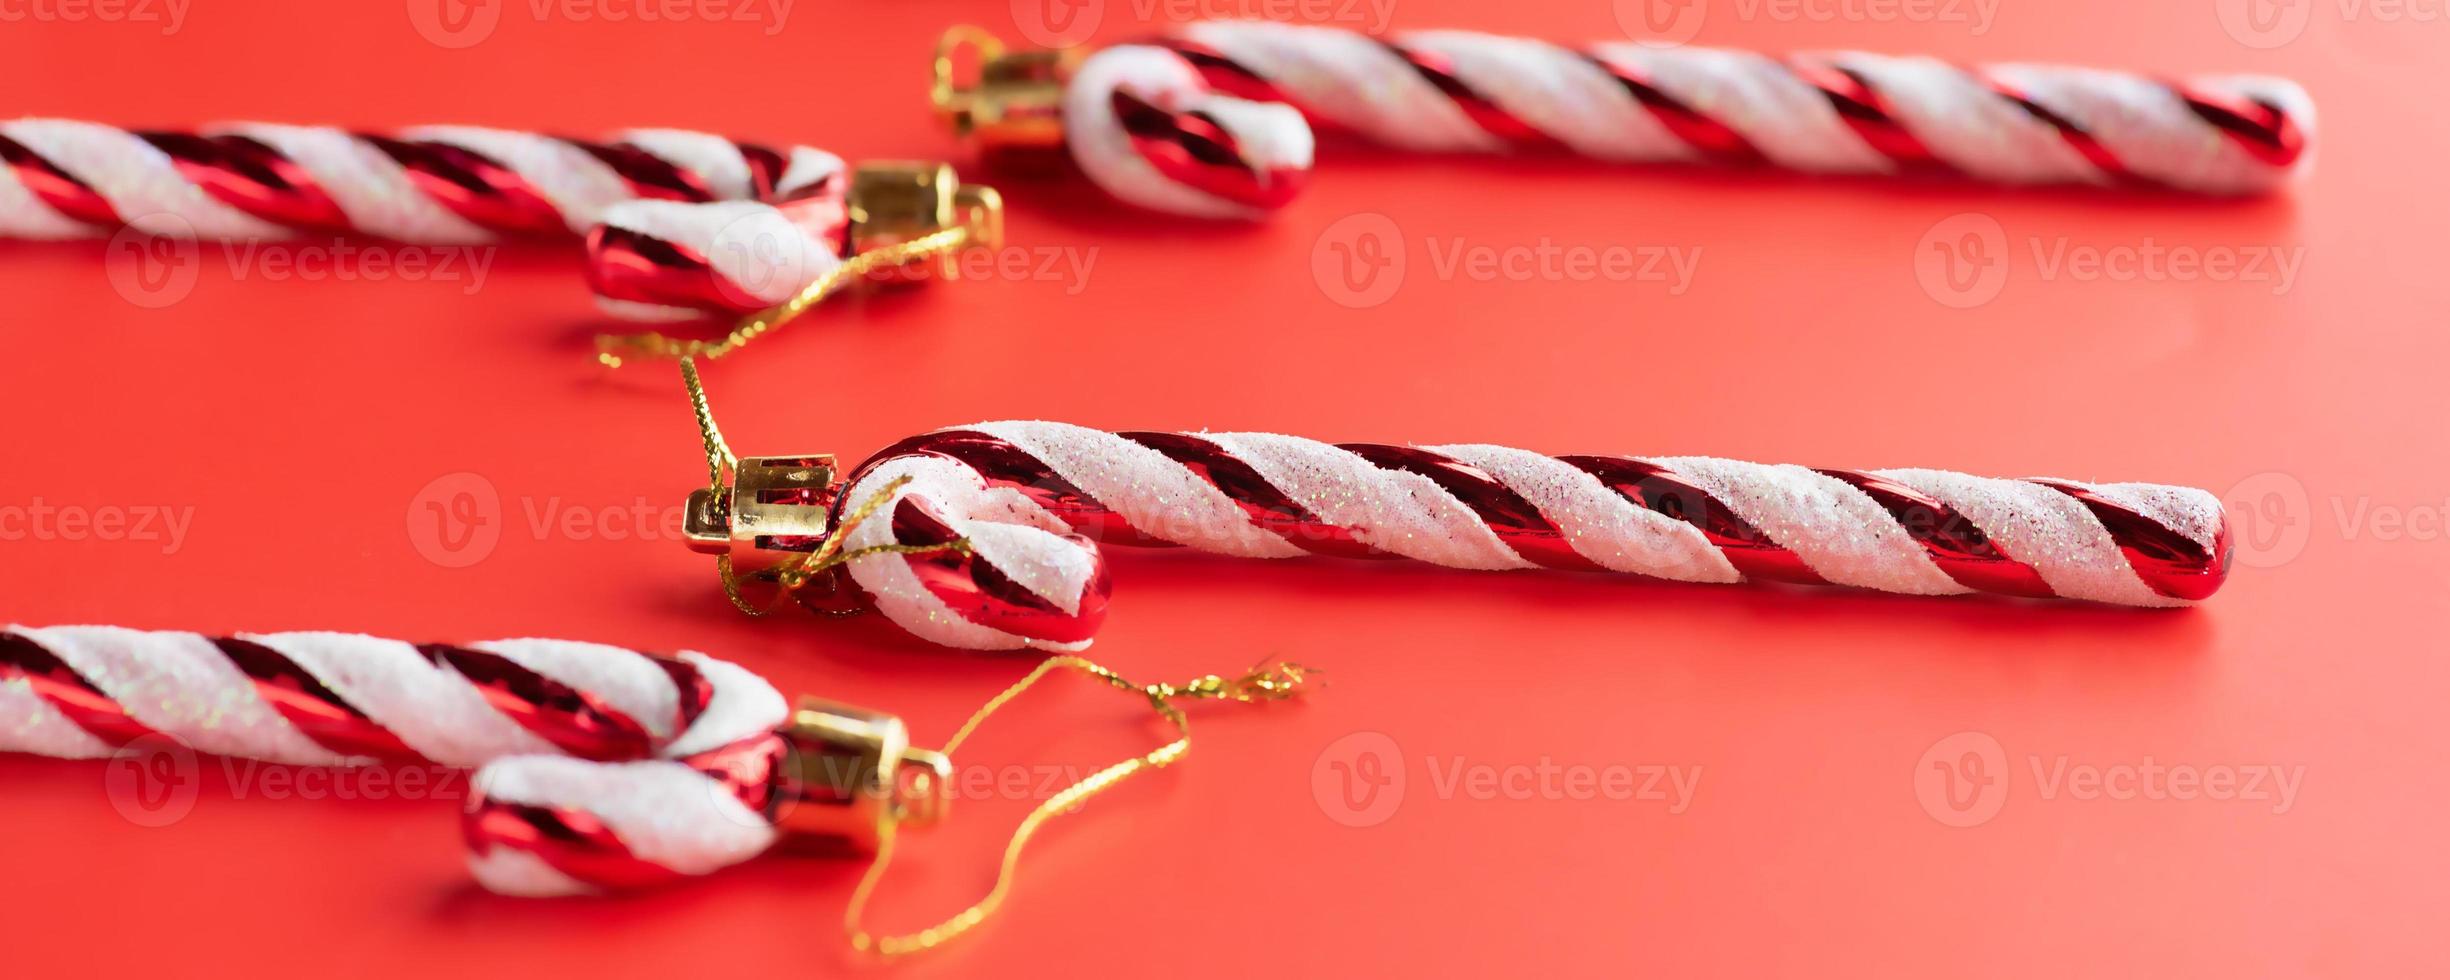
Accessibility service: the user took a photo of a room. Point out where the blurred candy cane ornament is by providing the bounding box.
[0,118,1002,320]
[1,622,1306,954]
[930,21,2314,219]
[672,365,2231,651]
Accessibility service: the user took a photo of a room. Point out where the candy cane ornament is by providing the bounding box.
[682,410,2232,651]
[931,22,2315,219]
[0,622,1307,951]
[0,118,1003,320]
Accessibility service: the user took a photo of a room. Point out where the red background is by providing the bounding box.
[3,0,2441,976]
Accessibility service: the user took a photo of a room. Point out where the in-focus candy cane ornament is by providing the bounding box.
[0,118,1002,320]
[929,22,2314,219]
[0,623,1308,955]
[674,369,2230,651]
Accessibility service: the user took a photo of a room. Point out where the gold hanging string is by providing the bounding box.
[845,655,1316,957]
[597,226,978,367]
[677,355,971,617]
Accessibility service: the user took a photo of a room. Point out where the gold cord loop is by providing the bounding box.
[597,226,980,367]
[846,655,1314,957]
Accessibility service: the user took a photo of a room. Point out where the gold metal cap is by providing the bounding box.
[931,26,1081,170]
[772,697,954,848]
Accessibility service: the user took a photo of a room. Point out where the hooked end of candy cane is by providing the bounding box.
[585,198,847,320]
[463,743,785,895]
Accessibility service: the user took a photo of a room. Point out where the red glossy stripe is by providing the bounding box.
[464,802,684,891]
[1110,90,1305,211]
[1340,444,1601,571]
[1390,43,1568,151]
[584,223,766,317]
[0,133,120,226]
[139,132,354,232]
[890,496,1110,645]
[1586,55,1768,166]
[1788,62,1950,172]
[1814,470,2056,597]
[736,142,786,200]
[0,632,156,745]
[1558,455,1826,585]
[360,134,570,236]
[2029,481,2232,601]
[1978,72,2135,181]
[211,638,418,760]
[2175,85,2307,168]
[1126,431,1384,559]
[1161,38,1295,106]
[583,139,717,204]
[420,644,662,761]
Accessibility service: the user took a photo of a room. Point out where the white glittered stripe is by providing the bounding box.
[1066,45,1279,220]
[662,652,789,758]
[773,146,848,199]
[401,126,632,231]
[1198,432,1529,570]
[613,128,753,201]
[467,846,596,897]
[0,673,116,759]
[211,123,495,243]
[243,631,555,768]
[1984,65,2303,195]
[1815,53,2101,186]
[473,756,777,885]
[967,420,1305,559]
[468,639,682,744]
[17,625,348,765]
[0,143,105,238]
[1871,470,2170,606]
[2072,481,2224,555]
[841,455,1062,651]
[596,199,837,306]
[955,520,1099,615]
[1590,46,1896,176]
[0,118,292,238]
[1654,458,1966,595]
[1401,31,1695,163]
[1428,444,1739,584]
[1186,20,1496,152]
